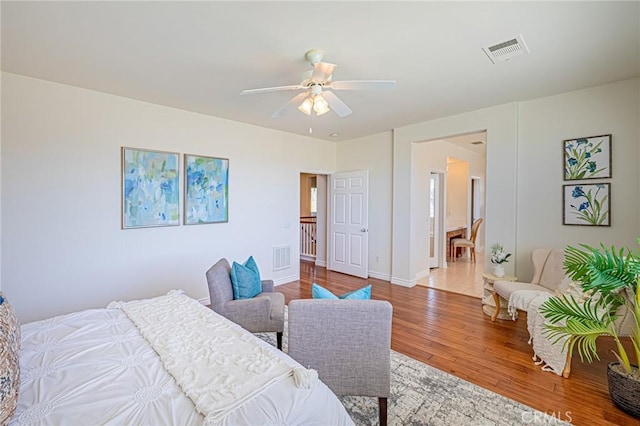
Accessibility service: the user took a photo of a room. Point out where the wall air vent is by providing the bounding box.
[482,34,529,64]
[273,245,292,271]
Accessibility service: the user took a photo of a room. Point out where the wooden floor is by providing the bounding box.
[277,261,638,426]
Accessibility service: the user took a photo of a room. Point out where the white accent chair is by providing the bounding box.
[492,248,566,322]
[491,247,635,378]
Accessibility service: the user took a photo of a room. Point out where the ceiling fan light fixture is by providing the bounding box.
[313,94,329,115]
[242,50,393,120]
[298,97,313,115]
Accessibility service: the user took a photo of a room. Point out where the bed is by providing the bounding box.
[1,291,353,425]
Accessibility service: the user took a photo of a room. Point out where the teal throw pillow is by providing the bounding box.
[340,285,372,300]
[231,256,262,299]
[311,283,372,300]
[311,283,339,299]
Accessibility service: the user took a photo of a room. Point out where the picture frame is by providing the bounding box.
[562,183,610,226]
[184,154,229,225]
[563,134,611,180]
[121,147,180,229]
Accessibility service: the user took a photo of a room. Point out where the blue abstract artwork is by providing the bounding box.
[122,147,180,229]
[184,154,229,224]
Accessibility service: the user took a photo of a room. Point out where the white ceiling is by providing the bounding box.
[2,1,639,142]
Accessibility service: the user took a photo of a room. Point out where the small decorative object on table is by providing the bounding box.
[489,243,511,277]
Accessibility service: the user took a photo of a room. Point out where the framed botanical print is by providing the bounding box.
[563,183,610,226]
[563,134,611,180]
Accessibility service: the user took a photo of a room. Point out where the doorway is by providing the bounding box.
[299,170,370,279]
[416,131,487,298]
[299,173,327,267]
[429,172,444,268]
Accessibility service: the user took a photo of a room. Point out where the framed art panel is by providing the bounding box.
[184,154,229,225]
[563,183,610,226]
[563,134,611,180]
[121,147,180,229]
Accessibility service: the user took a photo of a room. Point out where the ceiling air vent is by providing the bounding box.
[470,141,485,145]
[482,34,529,64]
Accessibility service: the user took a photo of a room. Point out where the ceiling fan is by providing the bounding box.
[241,49,396,119]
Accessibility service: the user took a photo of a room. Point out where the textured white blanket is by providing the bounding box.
[507,290,568,376]
[109,291,297,424]
[526,293,568,376]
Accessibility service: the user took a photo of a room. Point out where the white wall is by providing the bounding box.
[336,132,393,281]
[3,72,638,320]
[1,72,337,322]
[391,79,638,284]
[515,78,640,279]
[393,104,518,285]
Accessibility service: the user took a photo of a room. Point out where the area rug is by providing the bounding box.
[256,314,567,426]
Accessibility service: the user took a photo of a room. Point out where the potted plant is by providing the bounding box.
[489,243,511,277]
[540,241,640,418]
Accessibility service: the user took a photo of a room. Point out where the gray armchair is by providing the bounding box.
[288,299,393,426]
[205,258,285,349]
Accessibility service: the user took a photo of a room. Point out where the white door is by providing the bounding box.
[429,173,441,268]
[328,171,369,278]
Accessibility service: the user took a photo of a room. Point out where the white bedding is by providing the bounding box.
[12,303,353,425]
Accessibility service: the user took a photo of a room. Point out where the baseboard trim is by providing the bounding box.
[198,296,210,305]
[390,277,417,287]
[273,274,299,286]
[368,271,391,281]
[315,260,327,267]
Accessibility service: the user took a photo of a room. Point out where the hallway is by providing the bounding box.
[417,253,485,298]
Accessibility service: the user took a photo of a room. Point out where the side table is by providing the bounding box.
[482,272,517,321]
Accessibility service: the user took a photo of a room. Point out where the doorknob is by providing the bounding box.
[360,228,368,232]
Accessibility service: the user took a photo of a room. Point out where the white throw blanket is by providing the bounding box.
[507,290,568,376]
[526,293,569,376]
[108,290,315,424]
[507,290,546,320]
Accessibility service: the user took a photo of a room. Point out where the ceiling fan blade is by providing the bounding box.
[241,84,303,95]
[329,80,397,91]
[322,91,352,117]
[311,61,337,82]
[270,92,309,118]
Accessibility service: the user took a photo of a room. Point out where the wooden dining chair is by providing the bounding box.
[451,218,483,263]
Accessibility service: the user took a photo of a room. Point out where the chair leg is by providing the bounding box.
[378,397,387,426]
[562,337,573,378]
[276,332,283,350]
[491,292,501,322]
